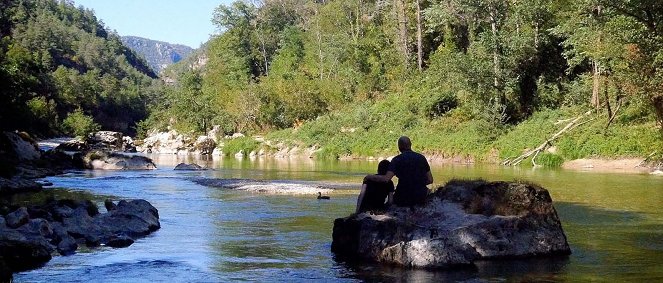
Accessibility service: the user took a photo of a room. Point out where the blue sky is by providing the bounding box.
[73,0,232,48]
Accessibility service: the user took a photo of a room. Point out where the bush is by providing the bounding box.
[61,109,101,137]
[222,136,261,156]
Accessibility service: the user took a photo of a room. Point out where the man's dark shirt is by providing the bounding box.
[359,179,395,212]
[389,150,431,206]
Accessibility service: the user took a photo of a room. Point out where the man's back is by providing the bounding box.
[389,150,431,206]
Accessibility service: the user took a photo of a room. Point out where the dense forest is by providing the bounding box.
[0,0,160,136]
[2,0,663,164]
[145,0,663,162]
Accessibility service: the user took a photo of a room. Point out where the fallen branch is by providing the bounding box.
[506,110,592,166]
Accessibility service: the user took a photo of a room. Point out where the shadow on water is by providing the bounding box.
[335,255,571,282]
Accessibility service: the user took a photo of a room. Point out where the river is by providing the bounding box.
[12,155,663,282]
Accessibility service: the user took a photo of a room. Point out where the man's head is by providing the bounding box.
[397,136,412,152]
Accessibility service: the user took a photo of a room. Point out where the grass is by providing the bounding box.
[221,136,262,156]
[263,103,662,167]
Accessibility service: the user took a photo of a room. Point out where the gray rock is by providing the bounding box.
[82,151,156,170]
[6,207,30,229]
[0,227,53,272]
[88,131,123,150]
[107,234,134,248]
[0,216,5,228]
[104,199,117,212]
[17,219,53,238]
[94,199,160,238]
[331,180,571,269]
[0,177,42,195]
[3,132,40,161]
[194,136,216,155]
[54,139,89,152]
[174,163,205,170]
[56,234,78,256]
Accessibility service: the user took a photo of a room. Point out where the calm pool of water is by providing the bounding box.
[13,155,663,282]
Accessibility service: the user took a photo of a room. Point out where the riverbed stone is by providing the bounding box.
[331,180,571,268]
[174,163,205,170]
[82,150,156,170]
[194,136,216,155]
[56,234,78,256]
[6,207,30,229]
[0,227,53,272]
[94,199,160,238]
[107,234,134,248]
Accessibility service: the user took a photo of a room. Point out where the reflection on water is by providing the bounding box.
[13,155,663,282]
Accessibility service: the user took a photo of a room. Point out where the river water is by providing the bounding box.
[12,155,663,282]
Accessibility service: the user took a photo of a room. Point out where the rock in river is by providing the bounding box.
[331,180,571,268]
[174,163,205,170]
[0,198,160,274]
[82,150,156,170]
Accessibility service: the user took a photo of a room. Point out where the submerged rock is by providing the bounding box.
[192,178,334,195]
[174,163,205,170]
[331,180,571,268]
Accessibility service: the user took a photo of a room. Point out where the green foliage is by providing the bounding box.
[60,109,100,137]
[139,0,663,164]
[222,137,261,156]
[0,0,158,136]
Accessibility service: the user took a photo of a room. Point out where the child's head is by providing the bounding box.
[377,160,390,175]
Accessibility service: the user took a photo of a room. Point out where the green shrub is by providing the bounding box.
[222,136,261,156]
[534,153,565,168]
[61,109,100,137]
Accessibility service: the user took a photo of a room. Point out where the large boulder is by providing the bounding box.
[6,207,30,229]
[331,180,571,268]
[0,227,54,272]
[194,136,216,155]
[0,177,43,195]
[2,132,40,161]
[94,199,160,238]
[139,130,192,154]
[54,139,89,152]
[88,131,123,150]
[82,150,156,170]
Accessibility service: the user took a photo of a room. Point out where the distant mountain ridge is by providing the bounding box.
[121,36,194,74]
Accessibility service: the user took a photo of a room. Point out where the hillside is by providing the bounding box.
[140,0,663,165]
[0,0,161,136]
[121,36,194,74]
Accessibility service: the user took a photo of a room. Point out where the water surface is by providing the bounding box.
[13,155,663,282]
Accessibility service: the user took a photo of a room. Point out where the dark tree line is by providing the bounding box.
[0,0,160,136]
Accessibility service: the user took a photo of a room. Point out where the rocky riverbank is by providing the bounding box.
[0,131,162,280]
[0,197,160,279]
[331,180,571,268]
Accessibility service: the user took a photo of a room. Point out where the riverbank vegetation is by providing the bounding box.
[142,0,662,165]
[0,0,160,136]
[2,0,662,166]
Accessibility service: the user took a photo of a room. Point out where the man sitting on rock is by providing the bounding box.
[364,136,433,207]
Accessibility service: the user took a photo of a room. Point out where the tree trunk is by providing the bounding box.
[604,76,612,118]
[416,0,423,70]
[394,0,409,67]
[591,60,601,109]
[315,6,323,80]
[490,7,500,90]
